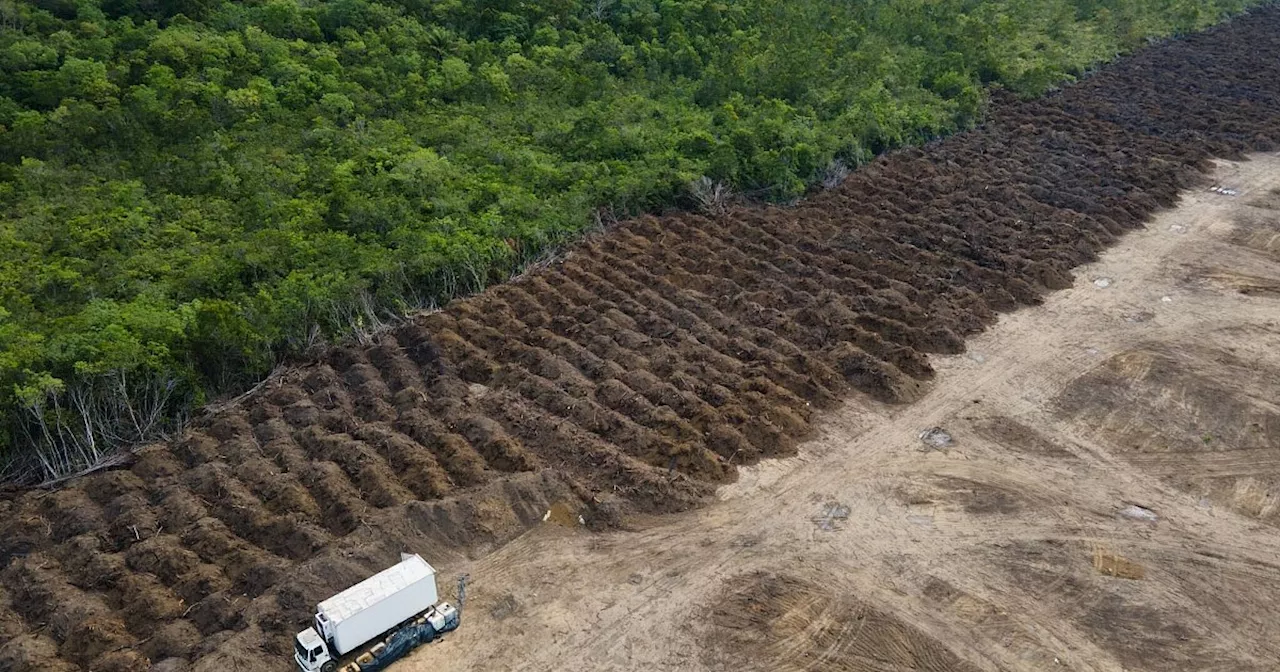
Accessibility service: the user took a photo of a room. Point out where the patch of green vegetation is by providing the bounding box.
[0,0,1264,476]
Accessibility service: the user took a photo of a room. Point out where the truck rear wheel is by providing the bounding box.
[321,662,337,672]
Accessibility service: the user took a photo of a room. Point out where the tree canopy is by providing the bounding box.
[0,0,1263,477]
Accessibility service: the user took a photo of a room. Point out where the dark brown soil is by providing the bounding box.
[700,572,981,671]
[989,539,1280,672]
[5,7,1280,669]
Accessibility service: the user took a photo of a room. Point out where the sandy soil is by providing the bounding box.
[400,154,1280,672]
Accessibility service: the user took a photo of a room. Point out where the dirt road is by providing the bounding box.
[401,155,1280,672]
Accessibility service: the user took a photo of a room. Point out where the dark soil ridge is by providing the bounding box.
[5,6,1280,670]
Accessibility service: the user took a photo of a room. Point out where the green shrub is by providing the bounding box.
[0,0,1265,478]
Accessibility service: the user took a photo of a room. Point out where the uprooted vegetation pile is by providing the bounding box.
[5,7,1280,671]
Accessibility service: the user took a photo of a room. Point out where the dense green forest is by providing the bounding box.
[0,0,1265,480]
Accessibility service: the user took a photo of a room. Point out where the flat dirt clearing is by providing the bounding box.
[402,155,1280,671]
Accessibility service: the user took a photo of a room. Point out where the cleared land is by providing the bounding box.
[401,152,1280,671]
[3,7,1280,672]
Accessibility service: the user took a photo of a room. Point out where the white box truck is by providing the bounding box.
[295,553,459,672]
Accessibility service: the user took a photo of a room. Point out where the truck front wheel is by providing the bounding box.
[321,662,337,672]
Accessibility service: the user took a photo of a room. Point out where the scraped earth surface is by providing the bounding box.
[4,8,1280,672]
[401,154,1280,671]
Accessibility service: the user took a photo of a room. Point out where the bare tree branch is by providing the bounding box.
[3,370,187,486]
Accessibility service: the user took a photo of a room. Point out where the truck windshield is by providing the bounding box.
[294,639,310,660]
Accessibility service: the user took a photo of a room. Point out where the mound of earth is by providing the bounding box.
[701,572,981,671]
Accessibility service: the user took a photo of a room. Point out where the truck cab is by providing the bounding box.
[294,627,335,672]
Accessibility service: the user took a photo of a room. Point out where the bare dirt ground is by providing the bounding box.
[401,154,1280,672]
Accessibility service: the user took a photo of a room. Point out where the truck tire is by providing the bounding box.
[321,662,337,672]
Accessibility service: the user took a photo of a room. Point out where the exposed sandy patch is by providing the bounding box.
[400,155,1280,671]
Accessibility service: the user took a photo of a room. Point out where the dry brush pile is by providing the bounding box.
[4,6,1280,670]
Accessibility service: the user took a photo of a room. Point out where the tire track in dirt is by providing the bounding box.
[5,7,1280,670]
[410,151,1280,671]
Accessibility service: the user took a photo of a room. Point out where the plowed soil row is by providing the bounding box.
[5,7,1280,671]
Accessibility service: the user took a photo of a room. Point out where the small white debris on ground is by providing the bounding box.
[812,502,851,531]
[1118,504,1159,522]
[918,427,954,449]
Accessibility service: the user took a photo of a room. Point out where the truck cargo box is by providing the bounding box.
[316,553,438,656]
